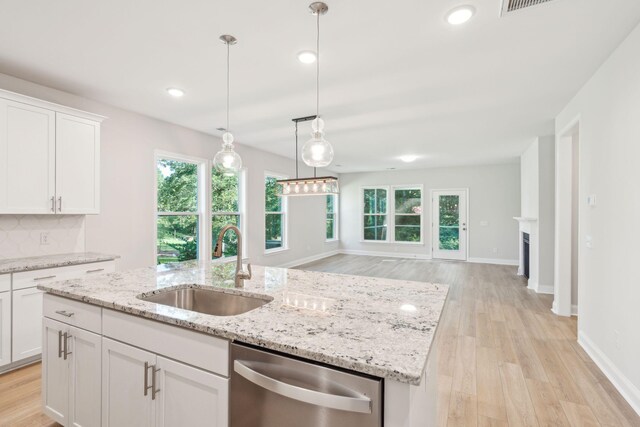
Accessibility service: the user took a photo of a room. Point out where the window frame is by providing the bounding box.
[211,167,247,261]
[326,194,339,242]
[264,171,289,255]
[154,150,208,264]
[360,184,424,245]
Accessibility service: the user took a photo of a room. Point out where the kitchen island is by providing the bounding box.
[38,260,448,427]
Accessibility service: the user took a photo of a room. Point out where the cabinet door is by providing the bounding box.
[0,291,10,367]
[0,98,56,214]
[42,318,70,425]
[69,326,102,427]
[55,113,100,214]
[12,287,44,361]
[102,338,155,427]
[156,356,229,427]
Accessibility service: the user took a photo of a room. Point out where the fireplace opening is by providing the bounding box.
[523,233,530,279]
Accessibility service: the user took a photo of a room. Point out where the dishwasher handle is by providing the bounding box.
[234,360,372,414]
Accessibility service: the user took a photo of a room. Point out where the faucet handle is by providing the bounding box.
[246,263,252,279]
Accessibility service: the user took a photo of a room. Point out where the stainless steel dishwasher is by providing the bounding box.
[230,343,382,427]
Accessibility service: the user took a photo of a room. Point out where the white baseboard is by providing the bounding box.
[551,300,558,315]
[578,331,640,416]
[338,249,432,260]
[279,250,340,268]
[571,304,578,316]
[467,257,519,266]
[536,284,554,294]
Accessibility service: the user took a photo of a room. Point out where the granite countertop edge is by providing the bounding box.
[0,252,120,274]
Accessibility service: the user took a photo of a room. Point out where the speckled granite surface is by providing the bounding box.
[0,252,119,274]
[38,260,448,385]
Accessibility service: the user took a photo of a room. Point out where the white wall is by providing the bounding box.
[520,142,539,218]
[556,22,640,413]
[339,163,521,262]
[0,72,338,270]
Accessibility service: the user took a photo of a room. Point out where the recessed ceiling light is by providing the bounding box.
[446,5,475,25]
[297,50,317,64]
[399,155,419,163]
[166,87,185,97]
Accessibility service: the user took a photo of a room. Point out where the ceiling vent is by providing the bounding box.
[501,0,556,15]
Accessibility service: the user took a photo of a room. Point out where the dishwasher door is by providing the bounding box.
[230,343,382,427]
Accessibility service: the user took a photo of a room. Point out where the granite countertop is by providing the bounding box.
[0,252,120,274]
[37,260,448,385]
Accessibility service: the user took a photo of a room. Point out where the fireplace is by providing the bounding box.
[523,232,530,279]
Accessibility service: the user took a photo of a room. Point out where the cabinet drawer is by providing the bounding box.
[13,260,115,291]
[103,309,229,377]
[0,274,9,293]
[44,294,102,334]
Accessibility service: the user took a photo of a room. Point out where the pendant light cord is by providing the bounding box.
[295,121,299,179]
[316,11,320,117]
[226,40,230,134]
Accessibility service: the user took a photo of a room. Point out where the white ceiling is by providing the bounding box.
[1,0,639,172]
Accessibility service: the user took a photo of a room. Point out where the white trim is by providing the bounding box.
[571,304,578,316]
[578,331,640,416]
[212,167,248,260]
[278,250,341,268]
[536,284,554,294]
[264,171,289,255]
[0,88,106,122]
[339,249,432,260]
[325,193,339,242]
[262,247,290,256]
[467,257,518,266]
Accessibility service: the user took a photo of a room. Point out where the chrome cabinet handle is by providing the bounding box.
[144,362,152,396]
[55,310,74,318]
[34,275,56,281]
[151,365,160,400]
[51,196,55,212]
[58,330,63,358]
[233,360,372,414]
[63,332,72,360]
[86,268,105,274]
[58,196,62,212]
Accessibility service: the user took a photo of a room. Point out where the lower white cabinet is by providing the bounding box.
[42,318,102,427]
[13,286,45,361]
[102,338,229,427]
[0,291,11,367]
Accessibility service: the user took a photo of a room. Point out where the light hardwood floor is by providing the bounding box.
[297,255,640,427]
[0,254,638,426]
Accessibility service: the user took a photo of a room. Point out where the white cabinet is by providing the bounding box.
[156,356,229,427]
[12,286,44,361]
[43,317,102,427]
[55,113,101,214]
[0,98,56,214]
[102,338,229,427]
[0,89,104,215]
[0,290,10,368]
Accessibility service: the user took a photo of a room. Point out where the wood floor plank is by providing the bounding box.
[452,336,477,395]
[560,400,602,427]
[525,379,571,427]
[499,362,539,427]
[476,346,508,421]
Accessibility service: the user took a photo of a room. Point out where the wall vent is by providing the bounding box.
[501,0,557,15]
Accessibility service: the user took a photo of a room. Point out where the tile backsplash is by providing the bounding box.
[0,215,85,259]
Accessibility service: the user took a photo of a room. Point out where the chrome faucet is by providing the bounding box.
[213,225,252,288]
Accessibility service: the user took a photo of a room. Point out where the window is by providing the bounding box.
[362,186,422,243]
[394,188,422,242]
[326,194,338,241]
[212,169,243,258]
[156,157,203,264]
[265,174,287,251]
[363,188,388,241]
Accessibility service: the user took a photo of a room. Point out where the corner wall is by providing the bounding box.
[338,163,521,262]
[0,73,338,270]
[555,22,640,414]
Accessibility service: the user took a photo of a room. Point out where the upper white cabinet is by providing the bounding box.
[0,89,104,215]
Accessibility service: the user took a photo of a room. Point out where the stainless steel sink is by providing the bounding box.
[140,288,272,316]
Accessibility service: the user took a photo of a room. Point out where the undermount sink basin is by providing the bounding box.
[140,288,272,316]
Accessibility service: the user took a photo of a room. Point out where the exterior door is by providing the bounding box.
[102,338,155,427]
[432,190,467,260]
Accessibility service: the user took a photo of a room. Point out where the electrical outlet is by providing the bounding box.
[585,235,593,249]
[480,220,489,227]
[492,247,498,254]
[40,232,50,246]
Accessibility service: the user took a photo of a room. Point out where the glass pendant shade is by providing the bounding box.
[301,118,333,167]
[213,140,242,176]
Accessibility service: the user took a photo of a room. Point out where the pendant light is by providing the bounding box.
[213,35,242,176]
[276,115,339,197]
[301,2,334,168]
